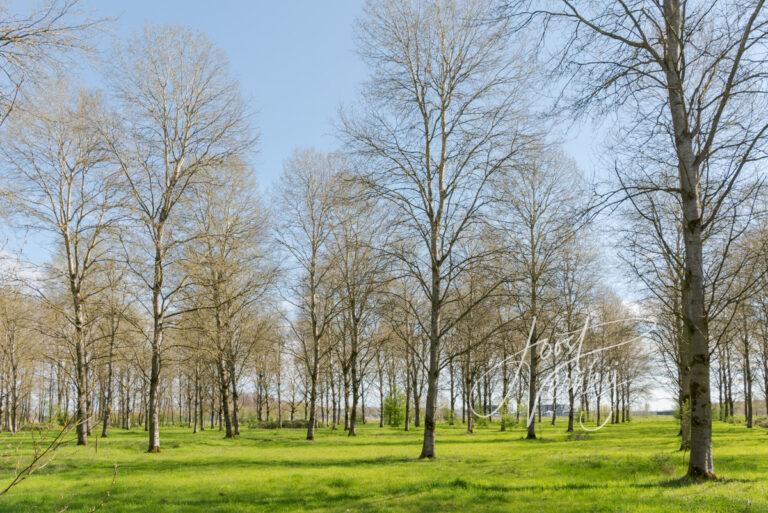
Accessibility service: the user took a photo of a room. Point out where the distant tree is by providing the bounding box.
[329,178,390,436]
[497,145,582,439]
[186,161,275,438]
[275,149,342,441]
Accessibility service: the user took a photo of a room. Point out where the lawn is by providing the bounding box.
[0,417,765,512]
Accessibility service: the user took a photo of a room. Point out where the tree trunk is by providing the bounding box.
[743,330,753,428]
[566,360,575,433]
[404,363,411,431]
[306,349,319,441]
[147,345,161,452]
[663,0,714,478]
[192,368,199,434]
[148,242,165,453]
[526,323,538,439]
[229,362,240,436]
[411,353,421,428]
[449,359,456,426]
[377,353,385,428]
[101,330,115,438]
[419,258,441,459]
[73,311,88,446]
[217,359,233,438]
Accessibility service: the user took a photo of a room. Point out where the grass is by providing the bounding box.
[0,416,765,512]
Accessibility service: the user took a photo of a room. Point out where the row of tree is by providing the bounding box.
[0,0,767,483]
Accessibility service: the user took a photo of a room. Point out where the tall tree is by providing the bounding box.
[509,0,768,478]
[329,178,389,436]
[344,0,530,458]
[186,161,275,438]
[276,149,342,441]
[498,145,581,439]
[1,83,117,446]
[106,25,252,452]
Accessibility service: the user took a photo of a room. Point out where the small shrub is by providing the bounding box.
[383,393,405,427]
[439,407,456,424]
[499,401,515,430]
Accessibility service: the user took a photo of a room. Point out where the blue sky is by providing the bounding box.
[90,0,369,188]
[80,0,600,188]
[4,0,609,273]
[3,0,609,255]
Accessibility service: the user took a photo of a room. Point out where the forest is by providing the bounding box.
[0,0,767,512]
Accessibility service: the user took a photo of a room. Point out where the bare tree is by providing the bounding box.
[186,161,276,438]
[0,0,103,126]
[508,0,768,478]
[275,148,342,441]
[1,83,117,446]
[106,25,252,452]
[329,177,390,436]
[497,145,582,439]
[556,239,596,433]
[343,0,531,459]
[0,286,37,434]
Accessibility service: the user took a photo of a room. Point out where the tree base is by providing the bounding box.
[686,470,717,481]
[147,446,161,453]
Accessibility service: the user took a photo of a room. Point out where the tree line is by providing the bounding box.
[0,0,766,483]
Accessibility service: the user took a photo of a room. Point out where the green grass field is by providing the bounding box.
[0,417,765,512]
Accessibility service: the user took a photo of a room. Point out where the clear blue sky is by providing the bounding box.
[5,0,608,267]
[4,0,608,245]
[90,0,368,188]
[81,0,599,187]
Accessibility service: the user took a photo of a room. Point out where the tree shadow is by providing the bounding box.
[632,476,755,489]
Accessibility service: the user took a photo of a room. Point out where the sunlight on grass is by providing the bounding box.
[0,417,765,512]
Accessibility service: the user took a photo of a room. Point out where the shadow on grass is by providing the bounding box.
[632,476,755,489]
[64,454,418,474]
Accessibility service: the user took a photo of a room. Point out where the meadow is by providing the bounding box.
[0,417,765,513]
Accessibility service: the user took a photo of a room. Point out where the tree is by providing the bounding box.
[1,83,118,445]
[329,177,389,436]
[0,286,37,434]
[276,149,342,441]
[106,25,252,452]
[556,239,596,433]
[509,0,768,479]
[186,161,275,438]
[0,0,101,126]
[497,145,582,439]
[344,0,530,459]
